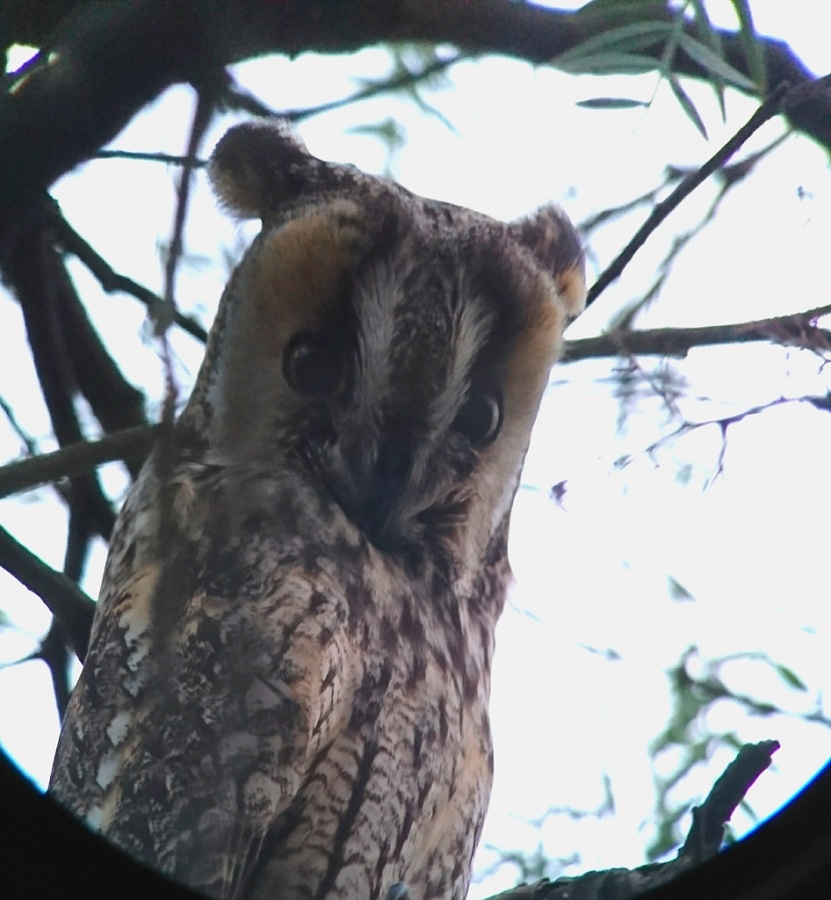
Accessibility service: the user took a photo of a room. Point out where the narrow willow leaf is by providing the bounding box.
[576,97,650,109]
[669,75,708,138]
[679,34,757,90]
[675,463,693,485]
[555,51,659,76]
[577,0,669,14]
[349,118,406,153]
[551,21,673,67]
[690,0,724,55]
[731,0,767,89]
[775,664,808,692]
[690,0,726,118]
[668,576,695,602]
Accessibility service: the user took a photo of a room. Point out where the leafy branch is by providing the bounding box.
[585,74,831,307]
[3,0,831,234]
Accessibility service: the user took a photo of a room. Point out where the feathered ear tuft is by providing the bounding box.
[509,205,586,320]
[208,120,342,221]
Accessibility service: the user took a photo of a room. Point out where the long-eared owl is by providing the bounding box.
[49,121,585,900]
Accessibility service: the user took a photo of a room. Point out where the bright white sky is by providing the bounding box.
[1,3,830,896]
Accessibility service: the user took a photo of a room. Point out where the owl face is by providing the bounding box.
[185,122,585,566]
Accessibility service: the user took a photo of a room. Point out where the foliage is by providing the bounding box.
[0,0,829,891]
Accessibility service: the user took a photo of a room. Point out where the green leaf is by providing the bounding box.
[669,75,708,139]
[552,21,674,67]
[690,0,727,118]
[576,0,669,15]
[678,34,756,91]
[576,96,650,109]
[690,0,724,56]
[349,118,407,155]
[668,576,695,602]
[730,0,767,90]
[555,51,659,76]
[675,463,693,485]
[775,664,808,692]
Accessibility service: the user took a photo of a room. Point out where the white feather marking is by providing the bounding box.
[116,565,157,697]
[356,261,402,419]
[431,291,493,433]
[85,806,105,832]
[106,711,132,746]
[95,751,121,790]
[85,791,119,833]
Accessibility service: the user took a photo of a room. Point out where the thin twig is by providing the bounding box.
[286,53,462,123]
[51,205,207,342]
[0,524,94,662]
[0,425,159,500]
[0,396,39,457]
[94,149,208,166]
[586,78,814,307]
[32,618,72,720]
[616,394,828,484]
[159,80,220,337]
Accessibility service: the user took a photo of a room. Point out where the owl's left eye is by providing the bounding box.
[454,390,502,447]
[283,332,345,397]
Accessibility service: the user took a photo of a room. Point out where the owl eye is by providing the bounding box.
[454,390,502,446]
[283,332,345,397]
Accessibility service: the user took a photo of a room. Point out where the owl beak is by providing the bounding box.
[336,434,416,549]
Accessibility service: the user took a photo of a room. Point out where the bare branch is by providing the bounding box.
[158,79,221,337]
[0,426,158,500]
[564,303,831,362]
[51,205,208,343]
[0,396,39,457]
[485,742,780,900]
[680,740,780,863]
[93,149,206,166]
[614,395,831,486]
[0,524,94,662]
[1,209,116,541]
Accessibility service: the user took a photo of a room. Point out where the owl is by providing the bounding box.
[49,121,585,900]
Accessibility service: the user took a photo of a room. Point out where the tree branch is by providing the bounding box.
[1,208,116,542]
[564,303,831,362]
[679,740,780,863]
[2,0,831,241]
[0,524,94,662]
[487,741,780,900]
[586,76,831,306]
[0,425,158,500]
[52,205,208,343]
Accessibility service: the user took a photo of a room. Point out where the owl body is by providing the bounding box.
[50,122,585,900]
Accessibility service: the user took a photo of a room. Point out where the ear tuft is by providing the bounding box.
[510,205,586,319]
[208,120,326,221]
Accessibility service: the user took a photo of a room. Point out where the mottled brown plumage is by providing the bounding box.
[50,121,585,900]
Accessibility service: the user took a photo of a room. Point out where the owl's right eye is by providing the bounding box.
[454,389,502,447]
[283,332,345,397]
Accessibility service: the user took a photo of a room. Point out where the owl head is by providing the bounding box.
[179,121,584,568]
